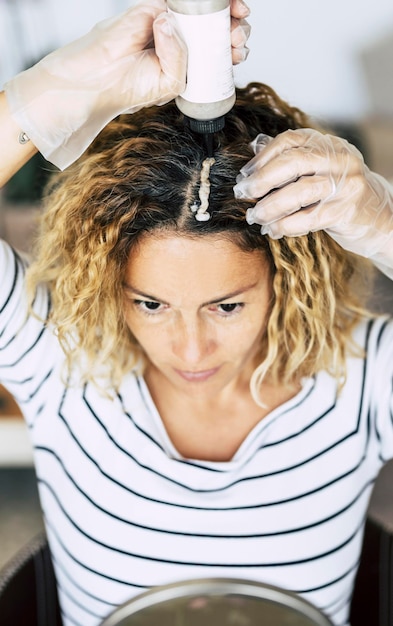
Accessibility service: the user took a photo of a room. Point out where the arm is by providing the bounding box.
[0,91,37,188]
[234,129,393,279]
[2,0,187,175]
[1,0,250,184]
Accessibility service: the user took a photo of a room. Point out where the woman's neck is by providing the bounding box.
[143,365,300,462]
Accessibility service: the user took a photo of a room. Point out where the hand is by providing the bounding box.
[4,0,250,171]
[4,0,187,170]
[233,128,393,277]
[230,0,251,64]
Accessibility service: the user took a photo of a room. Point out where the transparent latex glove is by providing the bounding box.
[233,129,393,279]
[230,0,251,64]
[4,0,186,170]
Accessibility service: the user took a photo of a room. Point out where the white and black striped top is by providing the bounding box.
[1,240,393,626]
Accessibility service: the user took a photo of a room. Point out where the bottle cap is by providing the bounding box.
[186,116,226,134]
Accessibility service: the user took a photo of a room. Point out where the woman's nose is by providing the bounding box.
[173,318,215,365]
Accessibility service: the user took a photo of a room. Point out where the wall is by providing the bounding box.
[1,0,393,123]
[235,0,393,122]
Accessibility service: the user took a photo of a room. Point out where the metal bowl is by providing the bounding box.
[100,577,334,626]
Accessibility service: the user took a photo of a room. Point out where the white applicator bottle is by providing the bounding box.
[167,0,236,156]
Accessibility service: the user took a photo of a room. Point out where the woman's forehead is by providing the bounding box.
[124,233,270,304]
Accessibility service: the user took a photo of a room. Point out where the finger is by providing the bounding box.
[260,201,338,239]
[234,134,358,202]
[231,18,251,64]
[234,135,272,185]
[246,175,335,225]
[153,13,187,99]
[230,0,251,19]
[247,128,324,170]
[245,128,356,176]
[98,0,167,56]
[234,147,323,201]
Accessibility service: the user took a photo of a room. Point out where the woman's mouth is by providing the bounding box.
[174,367,220,382]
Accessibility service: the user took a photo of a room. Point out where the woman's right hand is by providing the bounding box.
[3,0,250,172]
[4,0,187,170]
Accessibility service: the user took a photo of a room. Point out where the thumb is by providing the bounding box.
[153,12,187,97]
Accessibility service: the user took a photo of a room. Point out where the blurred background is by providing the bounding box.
[0,0,392,570]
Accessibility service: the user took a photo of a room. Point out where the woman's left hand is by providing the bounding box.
[230,0,251,64]
[233,128,393,277]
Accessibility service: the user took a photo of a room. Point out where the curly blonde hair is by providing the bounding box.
[26,83,373,401]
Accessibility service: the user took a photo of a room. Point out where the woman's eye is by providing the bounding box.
[216,303,243,315]
[134,300,163,314]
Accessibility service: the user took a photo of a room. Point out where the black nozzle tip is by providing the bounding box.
[185,116,226,134]
[203,133,214,157]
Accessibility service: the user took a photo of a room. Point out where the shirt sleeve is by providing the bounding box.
[0,239,51,388]
[367,316,393,462]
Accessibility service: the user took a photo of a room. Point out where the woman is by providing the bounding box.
[1,2,393,626]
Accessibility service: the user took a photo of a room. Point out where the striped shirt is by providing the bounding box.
[1,239,393,626]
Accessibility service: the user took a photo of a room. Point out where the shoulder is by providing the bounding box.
[0,238,28,289]
[353,315,393,353]
[350,316,393,392]
[0,239,30,314]
[0,238,50,336]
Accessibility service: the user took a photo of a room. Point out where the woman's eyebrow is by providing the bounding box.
[123,282,259,307]
[204,282,259,306]
[123,284,169,304]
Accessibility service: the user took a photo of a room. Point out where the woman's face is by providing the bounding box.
[123,233,273,397]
